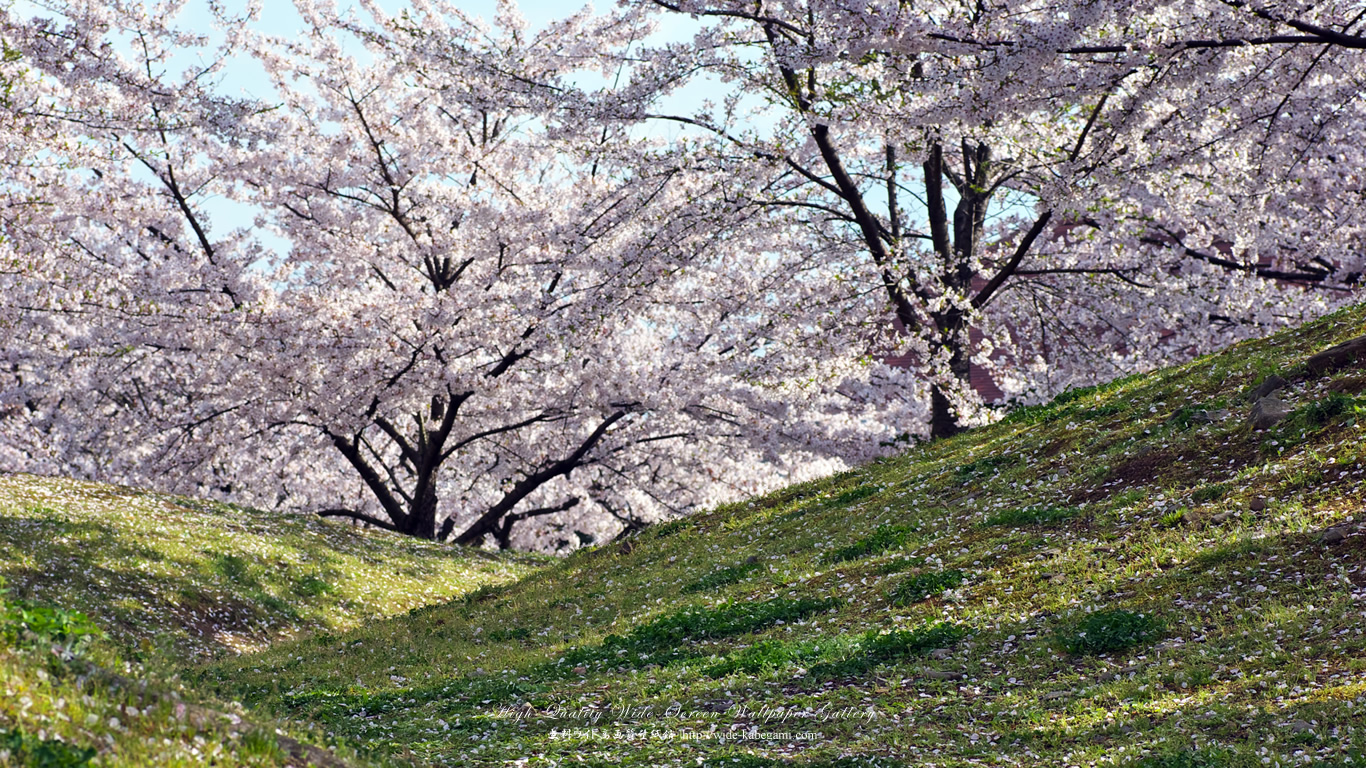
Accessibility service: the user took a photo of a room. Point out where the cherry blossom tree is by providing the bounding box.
[2,0,1363,548]
[0,0,900,548]
[620,0,1365,436]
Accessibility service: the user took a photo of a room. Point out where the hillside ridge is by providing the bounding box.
[4,303,1366,767]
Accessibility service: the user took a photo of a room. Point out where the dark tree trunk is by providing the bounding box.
[928,306,972,440]
[453,410,627,548]
[407,479,440,540]
[319,393,462,541]
[928,386,958,440]
[922,140,983,440]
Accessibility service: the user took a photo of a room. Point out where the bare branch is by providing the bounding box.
[972,210,1054,310]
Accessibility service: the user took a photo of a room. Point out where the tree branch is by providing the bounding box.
[495,496,581,548]
[972,209,1053,310]
[645,0,807,37]
[454,410,630,546]
[326,431,411,530]
[317,508,403,533]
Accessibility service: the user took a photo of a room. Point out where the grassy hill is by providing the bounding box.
[0,475,540,766]
[5,302,1366,767]
[0,475,543,661]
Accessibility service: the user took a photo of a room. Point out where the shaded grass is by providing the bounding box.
[682,561,765,594]
[1123,748,1232,768]
[562,597,840,670]
[822,525,915,563]
[954,454,1021,480]
[0,580,380,767]
[0,474,539,660]
[1272,391,1366,448]
[982,504,1080,527]
[808,622,967,679]
[1055,609,1163,655]
[1,725,97,767]
[1190,483,1230,504]
[887,569,964,606]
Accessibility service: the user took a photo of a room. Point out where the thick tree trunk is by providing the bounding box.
[922,140,985,440]
[407,479,440,540]
[928,386,958,440]
[928,307,972,440]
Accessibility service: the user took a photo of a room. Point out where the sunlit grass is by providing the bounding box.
[4,302,1366,766]
[0,475,542,662]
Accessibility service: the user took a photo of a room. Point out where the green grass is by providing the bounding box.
[0,474,541,660]
[1191,482,1230,503]
[999,371,1144,425]
[682,561,765,594]
[563,597,840,670]
[0,575,385,767]
[1122,748,1234,768]
[1055,609,1164,655]
[982,504,1080,526]
[887,568,964,605]
[0,475,539,767]
[954,453,1021,479]
[822,525,915,562]
[873,556,924,575]
[1,726,97,767]
[5,301,1366,767]
[1272,391,1366,448]
[1,596,105,652]
[809,622,968,679]
[702,637,827,678]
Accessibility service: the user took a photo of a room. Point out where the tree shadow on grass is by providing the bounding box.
[0,513,385,659]
[1,516,281,655]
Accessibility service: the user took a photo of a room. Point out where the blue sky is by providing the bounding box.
[177,1,612,101]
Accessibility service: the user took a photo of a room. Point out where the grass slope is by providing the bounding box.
[0,475,542,660]
[0,476,539,766]
[3,303,1366,767]
[188,302,1366,767]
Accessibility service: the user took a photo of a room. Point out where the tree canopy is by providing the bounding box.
[1,0,1361,547]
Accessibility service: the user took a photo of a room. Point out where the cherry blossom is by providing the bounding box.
[1,0,1361,547]
[0,0,901,548]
